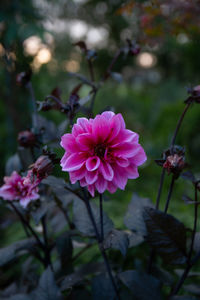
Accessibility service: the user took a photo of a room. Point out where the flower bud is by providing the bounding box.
[32,155,54,179]
[16,70,32,86]
[185,85,200,104]
[18,130,36,148]
[163,154,185,177]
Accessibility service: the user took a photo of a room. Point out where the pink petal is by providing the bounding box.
[72,124,84,137]
[92,115,110,143]
[112,166,128,190]
[88,184,95,197]
[107,114,122,142]
[111,142,140,158]
[86,156,100,171]
[61,153,86,172]
[95,175,107,193]
[80,178,87,187]
[126,164,139,179]
[132,146,147,166]
[99,161,114,181]
[77,117,92,132]
[116,157,130,167]
[107,182,117,194]
[61,134,79,152]
[69,166,86,184]
[85,170,98,184]
[76,133,95,151]
[101,111,115,120]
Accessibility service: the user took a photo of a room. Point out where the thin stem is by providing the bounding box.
[41,216,52,269]
[155,168,166,210]
[170,183,198,296]
[88,59,95,82]
[10,203,45,251]
[27,82,38,130]
[104,49,121,80]
[54,196,75,229]
[72,244,94,262]
[171,103,191,148]
[99,193,104,242]
[164,175,175,214]
[89,89,97,116]
[45,95,63,107]
[83,192,120,300]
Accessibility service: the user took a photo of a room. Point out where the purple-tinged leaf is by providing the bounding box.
[103,229,129,256]
[119,270,162,300]
[143,208,187,265]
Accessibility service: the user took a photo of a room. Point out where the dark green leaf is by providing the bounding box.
[119,270,162,300]
[184,284,200,295]
[73,198,113,237]
[143,207,187,264]
[181,171,196,183]
[7,294,32,300]
[171,296,199,300]
[92,274,116,300]
[103,229,129,256]
[56,232,73,269]
[5,153,22,175]
[0,238,35,267]
[124,193,154,235]
[193,232,200,253]
[34,267,63,300]
[43,176,73,207]
[61,262,105,291]
[128,232,144,248]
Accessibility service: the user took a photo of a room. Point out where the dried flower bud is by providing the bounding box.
[126,39,141,56]
[185,85,200,104]
[18,130,36,148]
[163,154,185,176]
[32,155,54,179]
[16,70,32,86]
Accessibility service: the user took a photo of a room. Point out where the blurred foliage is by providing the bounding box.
[1,0,200,296]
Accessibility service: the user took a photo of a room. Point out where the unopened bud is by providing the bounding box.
[18,130,36,148]
[163,154,185,177]
[32,155,54,179]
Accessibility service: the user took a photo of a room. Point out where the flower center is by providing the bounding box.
[94,144,106,158]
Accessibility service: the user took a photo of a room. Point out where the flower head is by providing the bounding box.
[60,111,147,196]
[0,171,39,208]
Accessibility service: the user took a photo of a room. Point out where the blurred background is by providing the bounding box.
[1,0,200,242]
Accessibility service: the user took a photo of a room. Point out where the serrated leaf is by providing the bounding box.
[61,262,105,291]
[124,193,154,235]
[92,274,116,300]
[31,200,55,225]
[57,120,68,137]
[119,270,162,300]
[73,198,113,237]
[103,229,129,256]
[34,267,63,300]
[36,115,57,143]
[143,207,187,265]
[0,238,35,267]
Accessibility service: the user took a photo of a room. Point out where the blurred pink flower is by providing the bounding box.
[60,111,147,196]
[0,171,39,208]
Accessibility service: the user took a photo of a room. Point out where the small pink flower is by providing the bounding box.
[60,111,147,197]
[0,171,39,208]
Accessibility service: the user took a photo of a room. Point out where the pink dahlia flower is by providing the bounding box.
[0,171,39,208]
[60,111,147,196]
